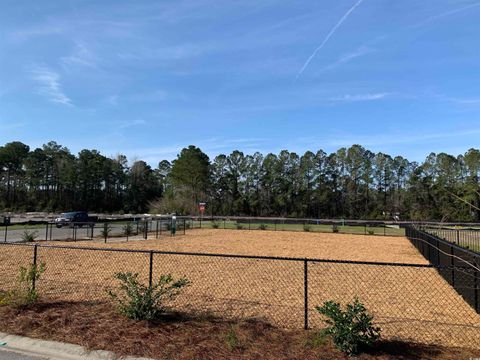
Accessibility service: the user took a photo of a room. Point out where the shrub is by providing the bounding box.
[0,263,45,308]
[100,223,113,238]
[316,298,381,356]
[303,224,311,232]
[123,223,134,240]
[185,222,191,229]
[332,224,339,233]
[21,229,38,242]
[259,224,268,230]
[224,326,241,350]
[108,272,189,321]
[367,229,375,235]
[236,223,244,230]
[212,221,220,229]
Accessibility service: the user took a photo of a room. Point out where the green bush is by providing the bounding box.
[21,229,38,242]
[212,221,220,229]
[259,224,268,230]
[236,223,244,230]
[303,224,311,232]
[332,224,339,233]
[100,223,113,238]
[316,298,381,356]
[123,223,134,239]
[0,263,45,308]
[108,272,189,321]
[367,229,375,235]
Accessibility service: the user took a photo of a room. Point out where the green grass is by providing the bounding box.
[190,221,405,236]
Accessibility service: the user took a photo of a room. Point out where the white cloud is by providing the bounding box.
[318,45,374,72]
[330,93,389,102]
[61,42,97,68]
[30,66,72,106]
[119,119,147,129]
[326,128,480,148]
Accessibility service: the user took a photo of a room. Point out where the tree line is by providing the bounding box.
[1,141,479,221]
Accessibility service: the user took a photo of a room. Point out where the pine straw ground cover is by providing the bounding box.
[0,301,478,360]
[1,230,479,349]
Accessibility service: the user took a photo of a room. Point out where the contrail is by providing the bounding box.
[413,2,480,28]
[296,0,364,79]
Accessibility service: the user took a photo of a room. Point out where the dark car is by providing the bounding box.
[54,212,96,228]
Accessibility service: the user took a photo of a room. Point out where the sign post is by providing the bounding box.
[198,202,206,228]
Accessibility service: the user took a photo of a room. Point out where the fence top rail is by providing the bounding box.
[0,241,433,268]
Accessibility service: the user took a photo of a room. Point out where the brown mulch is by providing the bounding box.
[0,302,478,360]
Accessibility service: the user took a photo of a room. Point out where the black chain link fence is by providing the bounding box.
[1,218,188,243]
[0,242,479,349]
[417,224,480,253]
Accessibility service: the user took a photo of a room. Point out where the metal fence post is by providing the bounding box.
[474,256,479,313]
[184,219,186,235]
[160,218,163,235]
[156,220,159,239]
[451,245,455,287]
[3,225,6,243]
[45,223,49,241]
[304,260,309,330]
[32,244,38,291]
[104,223,108,244]
[144,220,148,240]
[149,251,154,288]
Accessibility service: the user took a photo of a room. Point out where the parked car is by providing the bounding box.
[54,212,97,228]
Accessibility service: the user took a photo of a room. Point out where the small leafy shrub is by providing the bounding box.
[316,298,381,356]
[108,272,189,321]
[236,223,244,230]
[332,224,339,233]
[303,224,311,232]
[185,222,191,229]
[212,221,220,229]
[367,229,375,235]
[123,223,134,238]
[259,224,268,230]
[0,263,45,308]
[101,223,113,238]
[21,229,38,242]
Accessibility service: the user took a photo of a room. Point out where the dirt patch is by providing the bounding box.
[0,230,479,349]
[0,302,478,360]
[47,229,429,264]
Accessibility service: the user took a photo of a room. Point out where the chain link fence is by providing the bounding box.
[417,224,480,253]
[0,242,479,349]
[1,218,188,243]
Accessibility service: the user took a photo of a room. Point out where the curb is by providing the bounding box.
[0,332,152,360]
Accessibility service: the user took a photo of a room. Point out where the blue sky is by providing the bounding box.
[1,0,479,165]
